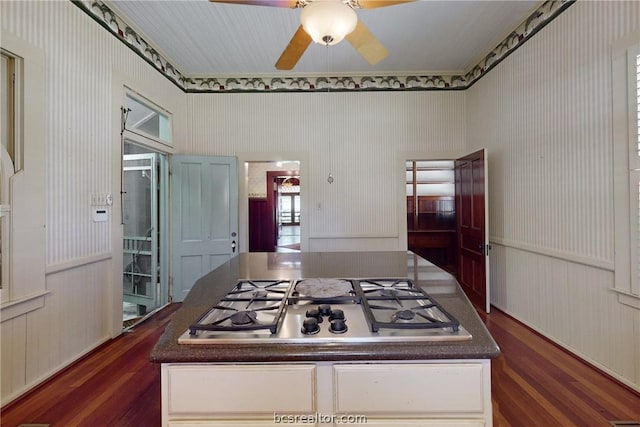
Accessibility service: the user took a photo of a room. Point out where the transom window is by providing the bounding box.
[124,91,172,144]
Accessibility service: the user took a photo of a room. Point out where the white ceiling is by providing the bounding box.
[107,0,542,78]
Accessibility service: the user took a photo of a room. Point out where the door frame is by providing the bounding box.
[398,152,462,255]
[238,153,309,253]
[110,74,178,338]
[399,150,490,312]
[266,170,299,251]
[120,141,170,319]
[122,150,169,317]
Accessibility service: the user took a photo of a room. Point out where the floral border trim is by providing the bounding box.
[184,74,468,92]
[74,0,574,93]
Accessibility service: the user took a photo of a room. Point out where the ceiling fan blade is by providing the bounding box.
[275,25,312,70]
[356,0,414,9]
[345,21,388,65]
[209,0,298,8]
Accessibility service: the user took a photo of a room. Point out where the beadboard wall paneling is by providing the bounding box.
[469,0,640,390]
[2,1,183,266]
[1,259,112,403]
[1,1,184,404]
[0,315,26,401]
[185,91,466,244]
[490,244,640,389]
[470,0,640,265]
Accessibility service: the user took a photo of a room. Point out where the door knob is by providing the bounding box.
[231,240,237,253]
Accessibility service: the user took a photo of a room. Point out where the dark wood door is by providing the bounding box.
[455,149,489,312]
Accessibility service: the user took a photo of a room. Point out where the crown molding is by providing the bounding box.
[73,0,575,93]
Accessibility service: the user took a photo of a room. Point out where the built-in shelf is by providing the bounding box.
[406,160,456,275]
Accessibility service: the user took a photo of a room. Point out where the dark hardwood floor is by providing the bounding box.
[479,308,640,426]
[2,303,639,427]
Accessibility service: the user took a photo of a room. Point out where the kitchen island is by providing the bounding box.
[152,251,500,426]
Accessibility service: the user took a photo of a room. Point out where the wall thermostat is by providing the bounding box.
[93,208,108,222]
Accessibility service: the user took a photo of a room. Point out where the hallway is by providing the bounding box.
[276,225,300,252]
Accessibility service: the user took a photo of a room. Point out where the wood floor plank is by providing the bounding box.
[2,303,639,427]
[482,308,640,427]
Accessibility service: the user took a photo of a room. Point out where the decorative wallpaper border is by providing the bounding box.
[73,0,574,93]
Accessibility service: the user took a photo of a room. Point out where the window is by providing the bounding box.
[1,49,22,172]
[124,91,172,144]
[279,194,300,225]
[612,34,640,308]
[1,31,46,313]
[631,45,640,294]
[1,50,18,298]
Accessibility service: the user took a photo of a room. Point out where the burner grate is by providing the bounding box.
[188,280,292,336]
[357,279,461,333]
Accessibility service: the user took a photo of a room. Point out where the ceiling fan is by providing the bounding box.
[208,0,414,70]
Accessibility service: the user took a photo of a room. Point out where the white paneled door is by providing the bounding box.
[171,156,238,302]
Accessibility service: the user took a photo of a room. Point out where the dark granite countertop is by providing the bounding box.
[151,251,500,363]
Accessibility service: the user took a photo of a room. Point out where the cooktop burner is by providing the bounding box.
[358,279,461,332]
[186,280,290,335]
[179,278,471,344]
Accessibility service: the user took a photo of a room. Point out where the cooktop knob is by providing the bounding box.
[301,317,320,335]
[318,304,332,316]
[329,309,345,321]
[305,308,323,323]
[329,318,348,334]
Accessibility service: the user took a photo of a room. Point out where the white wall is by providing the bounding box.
[467,0,640,390]
[0,1,185,404]
[184,91,466,252]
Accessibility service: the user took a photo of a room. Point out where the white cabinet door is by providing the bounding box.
[334,363,486,415]
[164,364,316,418]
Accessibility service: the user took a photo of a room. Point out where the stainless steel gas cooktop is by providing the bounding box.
[178,278,471,344]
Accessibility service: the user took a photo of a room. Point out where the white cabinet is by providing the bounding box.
[163,364,316,425]
[161,360,492,427]
[334,363,486,415]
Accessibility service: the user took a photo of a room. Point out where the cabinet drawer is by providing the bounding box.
[334,363,486,415]
[166,364,316,416]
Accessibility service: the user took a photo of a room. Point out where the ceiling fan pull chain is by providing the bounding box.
[325,42,334,184]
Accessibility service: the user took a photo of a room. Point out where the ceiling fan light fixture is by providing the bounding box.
[300,0,358,46]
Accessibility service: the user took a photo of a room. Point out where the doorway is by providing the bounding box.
[247,161,301,252]
[122,141,169,328]
[406,150,489,312]
[275,175,300,252]
[406,160,457,274]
